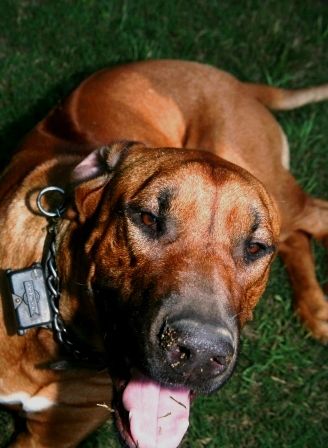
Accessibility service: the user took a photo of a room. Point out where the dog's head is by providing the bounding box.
[61,141,280,447]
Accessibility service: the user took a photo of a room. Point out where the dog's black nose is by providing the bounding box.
[159,318,235,378]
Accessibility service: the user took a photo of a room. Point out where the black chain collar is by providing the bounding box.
[6,186,106,368]
[43,216,93,361]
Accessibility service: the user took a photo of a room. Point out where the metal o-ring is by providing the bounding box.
[37,186,66,218]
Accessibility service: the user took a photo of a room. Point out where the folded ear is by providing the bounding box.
[67,141,140,222]
[71,141,139,183]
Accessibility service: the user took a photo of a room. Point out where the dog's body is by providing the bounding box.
[0,60,327,447]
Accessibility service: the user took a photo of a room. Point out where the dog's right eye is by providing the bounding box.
[138,210,166,238]
[127,205,165,238]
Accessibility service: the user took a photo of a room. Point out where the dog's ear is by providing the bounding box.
[71,142,136,183]
[67,141,140,222]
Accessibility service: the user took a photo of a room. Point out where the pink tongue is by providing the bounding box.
[122,372,190,448]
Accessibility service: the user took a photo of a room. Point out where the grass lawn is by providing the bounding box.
[0,0,327,447]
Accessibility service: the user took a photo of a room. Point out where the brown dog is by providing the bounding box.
[0,60,327,448]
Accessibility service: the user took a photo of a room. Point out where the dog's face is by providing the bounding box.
[64,142,280,447]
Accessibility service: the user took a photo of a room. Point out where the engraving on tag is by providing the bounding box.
[23,281,40,317]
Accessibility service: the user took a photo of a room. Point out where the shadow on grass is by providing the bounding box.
[0,60,133,169]
[0,74,76,166]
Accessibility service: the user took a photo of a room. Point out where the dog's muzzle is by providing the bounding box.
[139,291,239,395]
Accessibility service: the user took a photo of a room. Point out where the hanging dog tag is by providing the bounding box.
[6,263,53,335]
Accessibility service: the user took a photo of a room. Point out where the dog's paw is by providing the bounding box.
[297,299,328,344]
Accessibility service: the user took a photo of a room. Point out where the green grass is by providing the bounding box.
[0,0,327,447]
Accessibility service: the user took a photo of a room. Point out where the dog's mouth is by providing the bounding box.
[95,291,190,446]
[113,370,191,448]
[95,290,238,447]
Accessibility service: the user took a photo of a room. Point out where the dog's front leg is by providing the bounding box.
[7,373,113,448]
[9,403,111,448]
[279,230,328,342]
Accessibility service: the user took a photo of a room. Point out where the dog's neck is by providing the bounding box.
[55,216,108,357]
[0,156,107,360]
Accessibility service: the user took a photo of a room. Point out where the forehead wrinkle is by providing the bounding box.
[251,192,276,237]
[206,163,237,237]
[126,150,216,202]
[207,178,220,238]
[211,181,257,241]
[130,169,162,200]
[251,209,261,233]
[158,187,175,215]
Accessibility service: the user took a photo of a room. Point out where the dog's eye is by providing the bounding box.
[245,241,269,261]
[127,204,166,238]
[140,211,158,228]
[247,242,263,255]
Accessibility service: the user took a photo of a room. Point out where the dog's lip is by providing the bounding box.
[114,398,136,448]
[111,377,135,447]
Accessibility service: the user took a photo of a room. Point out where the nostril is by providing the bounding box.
[211,356,225,366]
[177,345,191,360]
[211,352,233,367]
[159,323,178,349]
[166,344,192,367]
[210,355,231,374]
[159,323,193,367]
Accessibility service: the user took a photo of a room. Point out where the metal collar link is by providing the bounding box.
[43,220,88,360]
[37,186,66,218]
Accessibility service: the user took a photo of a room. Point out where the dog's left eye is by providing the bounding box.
[245,241,271,261]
